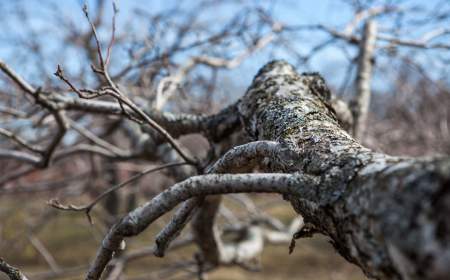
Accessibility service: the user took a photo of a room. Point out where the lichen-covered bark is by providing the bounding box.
[238,60,450,280]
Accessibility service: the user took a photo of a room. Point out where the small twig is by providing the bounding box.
[82,4,105,69]
[0,60,35,94]
[28,234,61,273]
[289,222,317,254]
[0,148,41,165]
[68,118,130,157]
[48,162,191,224]
[116,99,143,123]
[0,106,27,118]
[54,65,107,99]
[105,2,118,67]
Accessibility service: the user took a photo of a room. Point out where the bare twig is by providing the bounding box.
[67,118,130,157]
[48,162,191,224]
[0,60,35,94]
[29,235,61,273]
[0,128,44,154]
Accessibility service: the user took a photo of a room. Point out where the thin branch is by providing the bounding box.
[343,5,398,35]
[54,94,240,141]
[0,128,44,154]
[105,2,118,67]
[0,148,41,165]
[0,60,35,94]
[378,33,450,50]
[29,234,61,273]
[67,118,130,157]
[54,65,108,99]
[82,4,105,69]
[39,110,68,168]
[48,162,191,224]
[0,106,27,118]
[154,198,201,257]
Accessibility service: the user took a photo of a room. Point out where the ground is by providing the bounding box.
[0,194,366,280]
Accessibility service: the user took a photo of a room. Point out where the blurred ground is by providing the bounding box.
[0,194,366,280]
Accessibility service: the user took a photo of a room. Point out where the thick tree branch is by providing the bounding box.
[237,60,450,280]
[85,173,314,280]
[56,95,241,141]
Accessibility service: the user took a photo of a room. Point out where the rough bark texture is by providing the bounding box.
[238,60,450,280]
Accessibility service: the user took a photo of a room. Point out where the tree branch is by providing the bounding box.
[85,173,314,280]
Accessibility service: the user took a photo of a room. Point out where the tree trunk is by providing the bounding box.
[352,20,377,140]
[237,60,450,280]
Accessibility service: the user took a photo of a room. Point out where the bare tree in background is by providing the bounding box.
[352,20,377,140]
[1,1,450,280]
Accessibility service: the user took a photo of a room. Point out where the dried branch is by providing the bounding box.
[49,161,191,224]
[0,60,35,95]
[67,118,130,157]
[28,234,60,273]
[0,128,44,154]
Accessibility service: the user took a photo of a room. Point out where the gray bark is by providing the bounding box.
[238,61,450,280]
[87,60,450,280]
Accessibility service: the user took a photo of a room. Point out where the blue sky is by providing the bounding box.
[0,0,448,97]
